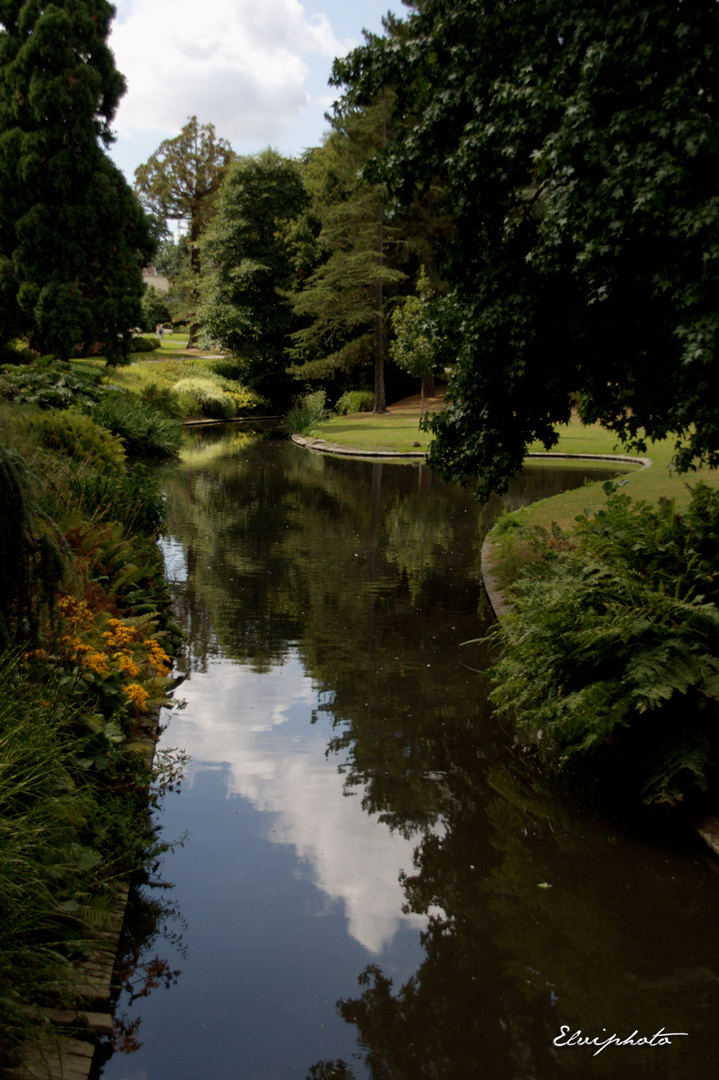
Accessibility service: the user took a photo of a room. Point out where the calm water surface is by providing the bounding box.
[98,433,719,1080]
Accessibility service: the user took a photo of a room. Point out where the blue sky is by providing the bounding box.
[108,0,403,182]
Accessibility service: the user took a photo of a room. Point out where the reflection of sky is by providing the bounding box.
[171,654,429,954]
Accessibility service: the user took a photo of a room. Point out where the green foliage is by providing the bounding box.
[283,389,330,434]
[0,659,97,1057]
[0,0,154,361]
[128,335,161,354]
[0,359,103,410]
[173,377,236,420]
[88,391,182,459]
[141,286,172,333]
[69,463,167,536]
[335,389,375,415]
[141,382,184,418]
[0,442,64,650]
[135,117,234,347]
[490,484,719,803]
[335,0,719,497]
[199,149,307,403]
[35,410,127,471]
[287,99,408,410]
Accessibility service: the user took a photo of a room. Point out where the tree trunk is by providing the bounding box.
[373,203,386,413]
[187,206,202,349]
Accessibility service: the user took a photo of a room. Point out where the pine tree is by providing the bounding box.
[0,0,153,363]
[287,97,406,413]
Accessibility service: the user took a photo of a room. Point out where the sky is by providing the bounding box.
[108,0,403,183]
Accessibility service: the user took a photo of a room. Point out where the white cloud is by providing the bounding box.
[169,655,439,954]
[110,0,349,144]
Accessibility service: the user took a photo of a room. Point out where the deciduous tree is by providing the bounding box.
[334,0,719,498]
[199,148,306,403]
[134,117,234,347]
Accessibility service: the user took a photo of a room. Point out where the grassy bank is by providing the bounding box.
[69,355,267,421]
[311,403,719,592]
[0,385,183,1065]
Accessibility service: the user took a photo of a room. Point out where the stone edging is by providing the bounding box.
[291,433,426,458]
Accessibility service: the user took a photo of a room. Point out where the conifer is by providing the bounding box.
[0,0,154,361]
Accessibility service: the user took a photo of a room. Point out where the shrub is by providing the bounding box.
[128,336,161,353]
[34,410,127,471]
[0,360,102,410]
[69,463,167,536]
[87,391,182,458]
[335,389,375,415]
[489,483,719,804]
[283,389,330,434]
[173,377,236,419]
[209,358,247,381]
[141,382,184,419]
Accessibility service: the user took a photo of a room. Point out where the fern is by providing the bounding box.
[490,484,719,803]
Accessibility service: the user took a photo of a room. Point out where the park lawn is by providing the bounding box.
[492,420,719,593]
[316,409,719,590]
[317,413,431,453]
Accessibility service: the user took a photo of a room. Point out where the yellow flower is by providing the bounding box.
[23,649,47,662]
[144,639,171,676]
[123,683,150,712]
[102,619,139,649]
[116,654,141,678]
[79,649,109,676]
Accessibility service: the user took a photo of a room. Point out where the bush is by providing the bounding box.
[489,483,719,804]
[284,389,330,434]
[69,463,167,535]
[208,358,247,381]
[335,389,375,415]
[0,360,103,410]
[128,336,161,353]
[87,391,182,458]
[141,382,184,418]
[34,410,127,471]
[173,377,236,419]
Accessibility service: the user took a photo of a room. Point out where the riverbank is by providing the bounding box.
[0,388,181,1074]
[307,394,719,589]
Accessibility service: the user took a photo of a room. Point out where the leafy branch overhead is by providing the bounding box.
[332,0,719,498]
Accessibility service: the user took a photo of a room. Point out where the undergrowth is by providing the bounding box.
[489,482,719,805]
[0,385,185,1064]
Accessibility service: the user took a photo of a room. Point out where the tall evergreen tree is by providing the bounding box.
[287,96,406,413]
[0,0,154,363]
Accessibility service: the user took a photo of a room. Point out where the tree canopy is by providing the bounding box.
[0,0,154,362]
[134,116,234,346]
[333,0,719,497]
[198,148,307,402]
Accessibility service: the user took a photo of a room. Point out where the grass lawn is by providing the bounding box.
[316,414,430,453]
[314,407,719,592]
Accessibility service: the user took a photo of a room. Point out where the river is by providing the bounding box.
[97,430,719,1080]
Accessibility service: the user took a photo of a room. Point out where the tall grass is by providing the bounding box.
[0,657,95,1062]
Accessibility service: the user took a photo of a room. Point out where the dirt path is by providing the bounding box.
[386,386,446,414]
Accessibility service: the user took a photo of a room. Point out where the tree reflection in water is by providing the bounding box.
[153,431,719,1079]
